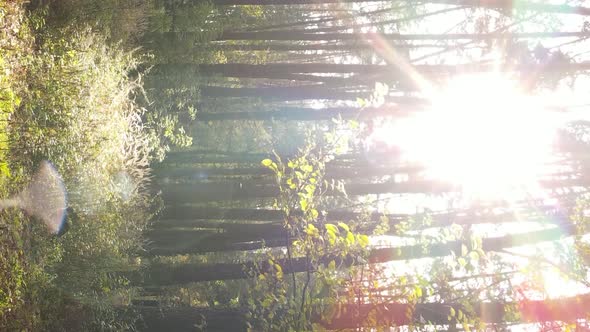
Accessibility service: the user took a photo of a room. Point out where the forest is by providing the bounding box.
[1,0,590,330]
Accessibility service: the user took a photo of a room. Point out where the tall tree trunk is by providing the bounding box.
[215,31,587,41]
[146,208,565,255]
[156,164,423,182]
[132,224,574,284]
[244,5,403,32]
[133,306,247,332]
[159,176,584,202]
[145,30,587,43]
[159,179,456,202]
[193,105,417,121]
[200,85,371,100]
[190,0,590,16]
[163,151,275,164]
[160,62,590,80]
[130,294,590,331]
[302,6,464,33]
[212,42,439,52]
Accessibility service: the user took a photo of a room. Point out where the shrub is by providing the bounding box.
[1,4,155,329]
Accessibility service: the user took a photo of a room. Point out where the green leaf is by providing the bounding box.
[325,223,339,235]
[346,231,355,245]
[327,231,336,245]
[357,234,369,248]
[275,264,283,279]
[461,244,468,256]
[328,260,336,270]
[301,165,312,173]
[286,178,296,189]
[337,222,350,233]
[458,257,467,267]
[414,286,422,297]
[310,209,319,219]
[305,224,318,237]
[261,159,273,167]
[356,97,366,107]
[300,199,308,211]
[450,307,456,317]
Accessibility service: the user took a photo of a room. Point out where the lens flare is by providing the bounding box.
[0,161,67,234]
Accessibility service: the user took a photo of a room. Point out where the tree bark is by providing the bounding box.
[301,6,464,33]
[159,179,456,202]
[147,203,567,255]
[200,85,371,101]
[212,42,439,52]
[133,306,247,332]
[156,204,564,225]
[193,104,419,121]
[192,0,590,16]
[323,294,590,329]
[244,5,402,32]
[156,163,424,179]
[131,294,590,331]
[159,176,585,202]
[215,31,588,41]
[162,62,590,80]
[134,224,574,284]
[163,151,275,164]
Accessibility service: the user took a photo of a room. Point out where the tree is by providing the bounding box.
[182,0,590,17]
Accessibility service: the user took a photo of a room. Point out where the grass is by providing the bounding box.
[0,1,156,329]
[0,1,35,328]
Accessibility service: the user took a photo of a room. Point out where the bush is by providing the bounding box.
[1,3,156,329]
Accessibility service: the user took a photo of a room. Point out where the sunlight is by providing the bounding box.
[542,268,589,299]
[371,73,561,202]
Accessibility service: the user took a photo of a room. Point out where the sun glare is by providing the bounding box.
[374,73,560,201]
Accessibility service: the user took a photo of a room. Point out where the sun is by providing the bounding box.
[370,73,560,202]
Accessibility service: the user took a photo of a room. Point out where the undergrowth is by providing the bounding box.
[0,1,156,330]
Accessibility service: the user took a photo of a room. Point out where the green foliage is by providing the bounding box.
[0,2,156,329]
[42,0,152,45]
[0,1,37,327]
[243,132,370,331]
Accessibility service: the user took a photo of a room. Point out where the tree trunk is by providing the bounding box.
[192,0,590,16]
[159,179,456,202]
[302,6,464,33]
[200,85,371,101]
[193,104,418,121]
[131,294,590,331]
[212,42,438,52]
[163,151,274,164]
[147,203,567,255]
[158,175,585,202]
[244,5,401,32]
[133,224,574,284]
[156,204,563,225]
[215,31,587,41]
[156,163,424,179]
[133,306,247,332]
[159,62,590,80]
